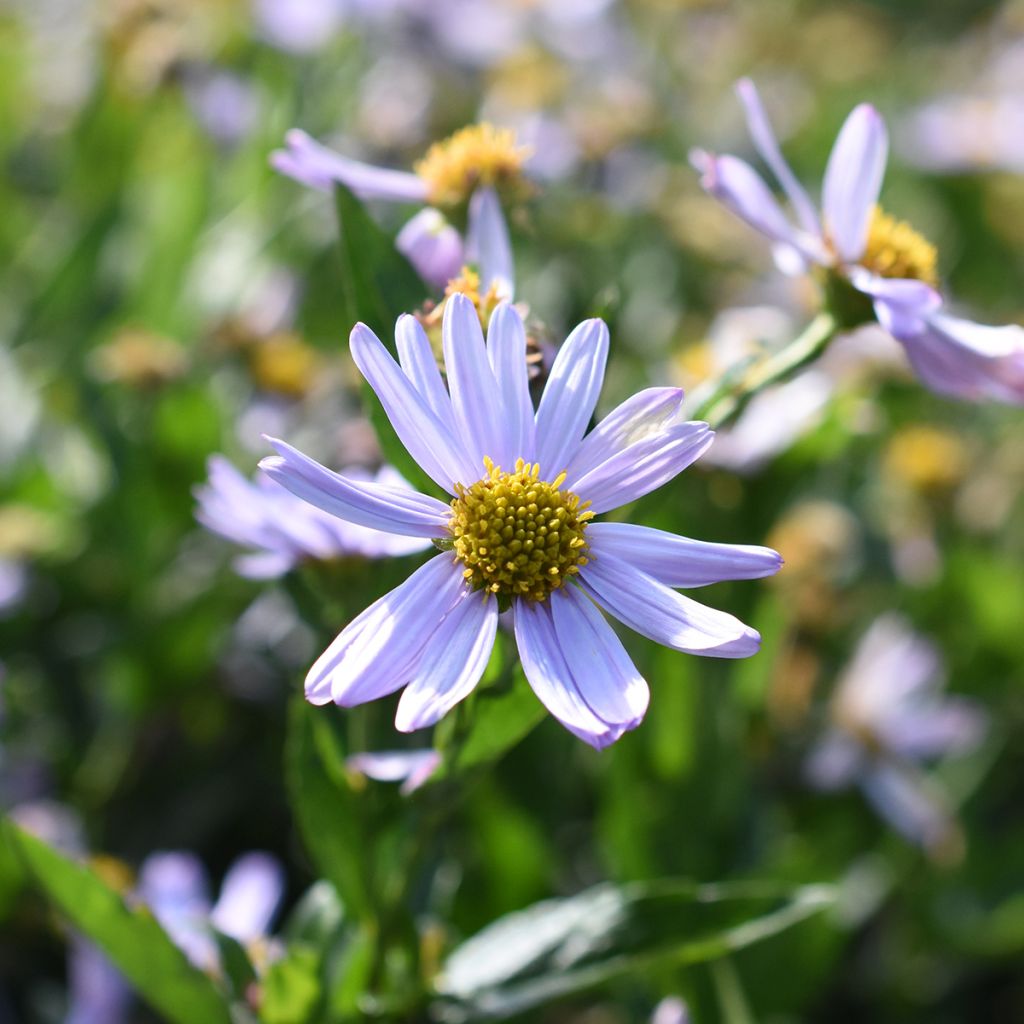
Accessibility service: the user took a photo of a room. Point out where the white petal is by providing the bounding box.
[486,303,536,462]
[395,314,458,433]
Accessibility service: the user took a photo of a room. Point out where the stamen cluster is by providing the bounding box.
[449,458,592,602]
[861,206,939,285]
[414,124,530,208]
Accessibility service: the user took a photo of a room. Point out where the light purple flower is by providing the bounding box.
[260,295,781,748]
[806,614,986,850]
[252,0,347,54]
[65,938,132,1024]
[138,851,284,973]
[346,749,441,794]
[271,132,515,295]
[195,456,430,579]
[693,79,1024,404]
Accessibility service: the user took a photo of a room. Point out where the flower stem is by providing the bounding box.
[692,311,838,429]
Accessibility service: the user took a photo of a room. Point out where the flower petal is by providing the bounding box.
[860,762,953,852]
[691,150,820,258]
[396,209,464,289]
[897,313,1024,405]
[395,314,458,432]
[395,590,498,732]
[586,522,782,588]
[564,387,684,485]
[271,129,428,201]
[350,322,478,490]
[735,78,822,237]
[822,104,888,263]
[850,268,941,337]
[579,552,761,658]
[513,599,627,748]
[305,554,465,706]
[573,422,714,515]
[260,438,452,538]
[443,293,515,472]
[535,318,609,477]
[549,586,649,729]
[466,186,515,300]
[210,853,284,943]
[486,303,536,462]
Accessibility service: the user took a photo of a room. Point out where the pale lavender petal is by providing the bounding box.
[859,762,952,851]
[691,150,819,258]
[234,551,296,579]
[735,78,822,237]
[822,104,888,263]
[67,938,132,1024]
[395,590,499,731]
[879,700,987,761]
[573,423,713,515]
[535,319,609,477]
[486,303,536,461]
[850,268,941,336]
[443,293,514,471]
[305,554,465,706]
[579,553,761,658]
[395,314,458,432]
[350,322,478,489]
[805,731,863,790]
[564,387,684,485]
[261,438,452,537]
[271,129,428,201]
[210,853,284,943]
[899,313,1024,405]
[586,522,782,588]
[137,853,217,971]
[466,186,514,300]
[651,997,691,1024]
[396,209,464,289]
[346,750,441,794]
[549,586,649,729]
[513,599,626,748]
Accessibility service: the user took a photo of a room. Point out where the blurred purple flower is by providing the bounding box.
[271,130,516,293]
[252,0,347,54]
[195,456,430,579]
[138,850,284,972]
[346,749,441,794]
[693,79,1024,404]
[65,938,132,1024]
[651,996,690,1024]
[807,614,987,851]
[260,295,781,747]
[186,72,260,146]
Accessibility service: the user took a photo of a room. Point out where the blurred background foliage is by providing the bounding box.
[1,0,1023,1020]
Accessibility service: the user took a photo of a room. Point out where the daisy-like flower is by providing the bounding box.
[693,79,1024,405]
[195,456,430,579]
[272,124,521,293]
[260,294,781,748]
[806,615,986,853]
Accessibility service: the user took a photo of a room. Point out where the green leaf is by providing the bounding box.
[3,821,233,1024]
[285,698,374,923]
[433,879,837,1020]
[332,182,428,337]
[260,944,322,1024]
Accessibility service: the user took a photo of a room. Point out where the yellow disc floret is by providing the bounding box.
[861,206,939,286]
[414,124,530,208]
[449,458,592,602]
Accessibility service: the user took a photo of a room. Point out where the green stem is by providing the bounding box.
[693,311,838,429]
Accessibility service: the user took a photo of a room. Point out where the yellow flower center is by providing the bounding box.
[449,458,592,602]
[860,206,939,286]
[414,124,530,208]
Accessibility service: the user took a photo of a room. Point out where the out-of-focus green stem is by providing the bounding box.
[693,311,838,429]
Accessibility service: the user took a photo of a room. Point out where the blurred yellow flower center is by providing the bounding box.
[861,206,938,286]
[449,457,592,602]
[249,333,321,398]
[415,124,530,207]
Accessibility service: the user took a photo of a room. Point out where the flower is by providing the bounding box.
[346,749,441,794]
[195,456,430,579]
[260,295,781,748]
[806,614,986,853]
[692,79,1024,404]
[271,124,519,291]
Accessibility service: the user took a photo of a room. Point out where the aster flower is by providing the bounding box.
[272,124,520,291]
[260,294,781,748]
[806,615,986,853]
[693,79,1024,404]
[195,456,430,579]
